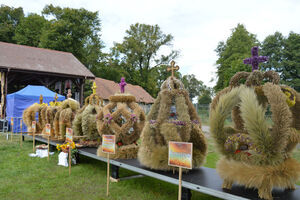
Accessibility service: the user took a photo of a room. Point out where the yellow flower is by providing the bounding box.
[284,90,296,107]
[71,142,76,149]
[56,144,60,151]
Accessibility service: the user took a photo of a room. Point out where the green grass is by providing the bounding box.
[2,133,300,199]
[0,134,220,200]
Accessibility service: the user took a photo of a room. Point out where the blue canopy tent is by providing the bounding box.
[6,85,65,132]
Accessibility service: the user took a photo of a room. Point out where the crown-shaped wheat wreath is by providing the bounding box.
[210,47,300,200]
[138,71,207,171]
[96,78,146,159]
[72,81,103,144]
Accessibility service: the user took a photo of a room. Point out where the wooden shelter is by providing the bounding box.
[0,42,95,118]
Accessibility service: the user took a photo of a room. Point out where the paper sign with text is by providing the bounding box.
[10,118,14,126]
[32,121,36,131]
[102,135,116,154]
[66,128,73,143]
[45,124,51,135]
[168,141,193,169]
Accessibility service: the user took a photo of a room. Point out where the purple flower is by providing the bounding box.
[169,120,186,126]
[130,114,138,122]
[149,120,156,124]
[192,120,199,124]
[104,114,112,124]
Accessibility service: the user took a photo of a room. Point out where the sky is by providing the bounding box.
[2,0,300,87]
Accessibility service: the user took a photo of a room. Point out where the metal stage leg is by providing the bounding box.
[75,152,80,164]
[111,165,120,180]
[181,187,192,200]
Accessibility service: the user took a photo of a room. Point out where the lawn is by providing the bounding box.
[0,134,221,200]
[1,133,300,200]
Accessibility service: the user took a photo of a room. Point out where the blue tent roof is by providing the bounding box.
[8,85,65,99]
[6,85,65,132]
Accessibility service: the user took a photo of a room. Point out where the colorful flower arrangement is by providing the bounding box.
[56,142,78,157]
[224,133,260,156]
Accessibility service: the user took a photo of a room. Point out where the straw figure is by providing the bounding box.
[138,61,207,171]
[72,81,103,146]
[53,89,80,140]
[96,77,146,159]
[22,95,48,134]
[209,46,300,200]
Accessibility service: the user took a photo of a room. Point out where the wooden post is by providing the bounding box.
[20,119,23,147]
[107,153,110,196]
[80,79,84,106]
[69,143,71,176]
[178,167,182,200]
[47,135,50,161]
[33,129,35,153]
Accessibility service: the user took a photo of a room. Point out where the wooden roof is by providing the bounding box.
[0,42,94,78]
[95,77,154,104]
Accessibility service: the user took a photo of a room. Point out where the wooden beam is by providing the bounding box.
[80,79,84,106]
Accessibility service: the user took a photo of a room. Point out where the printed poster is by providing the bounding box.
[168,141,193,169]
[32,121,36,131]
[45,124,51,135]
[66,128,73,143]
[102,135,116,154]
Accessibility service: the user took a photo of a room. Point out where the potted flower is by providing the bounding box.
[56,142,78,166]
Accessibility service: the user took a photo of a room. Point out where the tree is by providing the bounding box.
[214,24,258,92]
[0,5,24,43]
[14,13,48,46]
[39,4,104,70]
[282,32,300,91]
[260,32,285,72]
[111,23,179,97]
[261,31,300,91]
[198,87,213,104]
[181,74,204,101]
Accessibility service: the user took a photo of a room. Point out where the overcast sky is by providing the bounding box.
[2,0,300,87]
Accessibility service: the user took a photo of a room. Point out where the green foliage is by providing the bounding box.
[260,32,285,72]
[0,5,24,43]
[39,4,104,69]
[181,74,204,100]
[261,32,300,91]
[111,23,179,97]
[282,32,300,91]
[198,87,213,104]
[84,80,93,99]
[214,24,258,92]
[14,13,48,46]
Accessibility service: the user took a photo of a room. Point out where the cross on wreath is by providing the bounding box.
[92,81,97,94]
[167,61,180,78]
[243,46,268,71]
